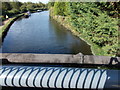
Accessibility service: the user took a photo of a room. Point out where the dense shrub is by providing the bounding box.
[0,16,6,21]
[54,2,66,16]
[50,2,119,56]
[8,9,20,16]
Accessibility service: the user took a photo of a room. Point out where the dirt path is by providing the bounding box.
[0,18,11,30]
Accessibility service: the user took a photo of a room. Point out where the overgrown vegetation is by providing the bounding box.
[0,14,24,38]
[49,2,119,56]
[1,1,47,21]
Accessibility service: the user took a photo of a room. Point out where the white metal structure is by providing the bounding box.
[0,65,119,89]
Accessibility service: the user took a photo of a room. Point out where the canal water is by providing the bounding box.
[1,11,92,55]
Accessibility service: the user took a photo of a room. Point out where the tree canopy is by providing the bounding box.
[2,1,47,17]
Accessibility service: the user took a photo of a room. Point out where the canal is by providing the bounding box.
[1,11,92,55]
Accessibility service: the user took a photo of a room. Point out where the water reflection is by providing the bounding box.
[0,11,92,55]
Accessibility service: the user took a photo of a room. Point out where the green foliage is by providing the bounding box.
[51,2,119,56]
[0,14,24,37]
[8,9,20,16]
[0,16,5,21]
[10,2,22,10]
[96,2,119,17]
[48,2,55,7]
[53,2,68,16]
[2,2,12,16]
[20,4,27,13]
[2,2,12,11]
[26,3,35,11]
[2,1,46,18]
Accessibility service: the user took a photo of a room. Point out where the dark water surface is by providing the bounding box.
[1,11,92,55]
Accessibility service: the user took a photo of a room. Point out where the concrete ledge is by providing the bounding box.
[0,53,120,65]
[84,55,120,65]
[0,53,82,63]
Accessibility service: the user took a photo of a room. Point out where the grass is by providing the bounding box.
[0,18,13,36]
[53,15,120,56]
[0,14,24,38]
[50,15,104,56]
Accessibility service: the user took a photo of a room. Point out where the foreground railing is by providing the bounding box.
[0,65,120,89]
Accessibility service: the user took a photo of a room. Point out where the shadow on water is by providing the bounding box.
[49,17,92,55]
[0,11,92,55]
[0,16,30,48]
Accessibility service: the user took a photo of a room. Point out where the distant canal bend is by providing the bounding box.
[1,11,92,55]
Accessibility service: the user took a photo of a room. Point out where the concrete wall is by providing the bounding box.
[1,53,120,66]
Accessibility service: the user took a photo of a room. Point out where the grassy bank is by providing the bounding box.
[49,2,119,56]
[50,7,118,56]
[0,10,48,39]
[50,15,96,55]
[0,14,24,38]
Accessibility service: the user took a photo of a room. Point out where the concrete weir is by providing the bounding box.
[0,53,120,65]
[0,53,120,89]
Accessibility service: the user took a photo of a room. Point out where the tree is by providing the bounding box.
[26,4,35,11]
[54,2,67,16]
[20,4,27,12]
[10,2,22,10]
[48,2,55,7]
[2,2,12,15]
[2,2,12,10]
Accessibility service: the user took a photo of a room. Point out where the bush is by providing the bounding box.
[20,5,27,13]
[51,2,119,56]
[69,2,118,56]
[53,2,68,16]
[8,9,20,16]
[0,16,6,21]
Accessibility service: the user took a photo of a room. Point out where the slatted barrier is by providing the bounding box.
[0,65,120,89]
